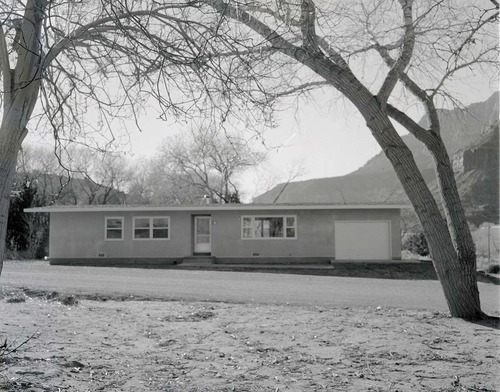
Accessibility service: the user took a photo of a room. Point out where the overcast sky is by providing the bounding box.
[122,70,497,200]
[24,55,497,202]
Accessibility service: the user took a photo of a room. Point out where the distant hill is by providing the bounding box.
[254,93,499,225]
[14,172,126,206]
[355,92,499,175]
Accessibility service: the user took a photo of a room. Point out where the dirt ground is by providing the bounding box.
[0,288,499,392]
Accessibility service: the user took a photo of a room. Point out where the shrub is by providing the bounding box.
[402,232,429,257]
[6,181,49,260]
[471,223,500,270]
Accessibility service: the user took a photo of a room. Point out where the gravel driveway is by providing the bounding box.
[1,260,499,313]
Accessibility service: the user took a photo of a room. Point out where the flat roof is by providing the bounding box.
[25,203,409,213]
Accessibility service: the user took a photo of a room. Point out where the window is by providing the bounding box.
[133,217,170,240]
[105,217,123,240]
[242,216,296,239]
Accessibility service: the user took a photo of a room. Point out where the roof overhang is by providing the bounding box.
[25,204,410,213]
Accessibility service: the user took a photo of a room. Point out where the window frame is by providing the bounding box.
[105,216,124,241]
[241,215,297,240]
[133,216,170,240]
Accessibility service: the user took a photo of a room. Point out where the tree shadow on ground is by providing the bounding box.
[470,316,500,330]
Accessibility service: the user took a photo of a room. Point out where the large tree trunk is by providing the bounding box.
[301,54,484,317]
[427,138,481,317]
[288,51,484,318]
[0,124,26,275]
[359,99,484,319]
[428,138,478,260]
[0,0,45,275]
[208,0,487,319]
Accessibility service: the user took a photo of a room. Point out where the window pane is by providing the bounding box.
[252,218,284,237]
[107,218,122,229]
[135,218,150,229]
[263,220,270,237]
[107,229,122,239]
[196,218,210,234]
[242,216,295,239]
[243,228,252,238]
[153,218,168,228]
[134,229,149,239]
[269,217,283,237]
[153,229,168,239]
[254,219,264,237]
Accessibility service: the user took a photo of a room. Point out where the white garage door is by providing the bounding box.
[335,221,391,260]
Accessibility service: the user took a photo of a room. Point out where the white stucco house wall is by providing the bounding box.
[25,203,406,266]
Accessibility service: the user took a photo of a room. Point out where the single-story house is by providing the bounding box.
[25,203,406,266]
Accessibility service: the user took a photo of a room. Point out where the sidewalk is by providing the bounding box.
[170,259,439,280]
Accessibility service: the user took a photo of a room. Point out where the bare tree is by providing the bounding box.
[126,158,154,205]
[16,145,74,204]
[67,149,129,205]
[125,155,207,205]
[15,144,128,205]
[0,0,268,272]
[0,0,498,319]
[192,0,497,319]
[157,127,265,203]
[146,164,208,205]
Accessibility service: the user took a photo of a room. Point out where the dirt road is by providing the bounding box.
[1,261,499,313]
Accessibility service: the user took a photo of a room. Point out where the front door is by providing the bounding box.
[194,216,211,254]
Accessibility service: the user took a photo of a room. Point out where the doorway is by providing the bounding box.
[193,216,211,254]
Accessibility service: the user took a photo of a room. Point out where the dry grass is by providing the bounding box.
[1,288,499,392]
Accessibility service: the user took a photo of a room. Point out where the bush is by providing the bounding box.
[471,223,500,270]
[402,232,429,257]
[6,180,49,260]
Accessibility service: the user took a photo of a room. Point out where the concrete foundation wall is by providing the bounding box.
[50,258,180,267]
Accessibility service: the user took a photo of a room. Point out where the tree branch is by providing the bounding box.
[377,0,415,104]
[203,0,365,99]
[299,0,319,53]
[374,43,440,134]
[430,9,499,96]
[267,80,330,101]
[0,25,12,106]
[316,36,349,69]
[386,103,437,147]
[44,6,192,67]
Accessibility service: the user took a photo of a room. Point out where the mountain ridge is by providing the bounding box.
[254,93,499,225]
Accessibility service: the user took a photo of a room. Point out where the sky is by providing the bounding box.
[10,0,499,203]
[124,93,384,198]
[25,72,497,202]
[22,27,497,204]
[23,66,496,205]
[121,72,498,201]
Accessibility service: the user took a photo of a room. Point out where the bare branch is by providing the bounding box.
[377,0,415,104]
[45,5,194,66]
[299,0,319,53]
[269,80,330,101]
[374,43,440,134]
[0,25,12,106]
[316,35,349,69]
[386,103,437,147]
